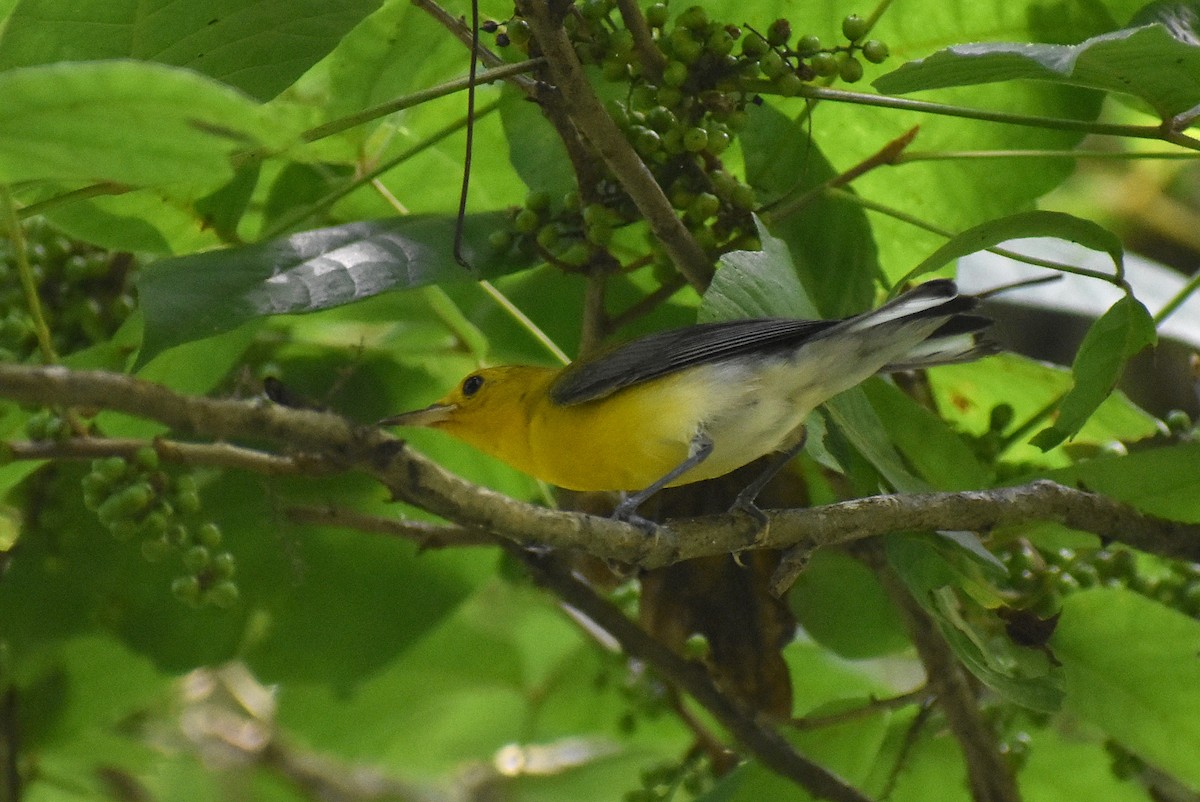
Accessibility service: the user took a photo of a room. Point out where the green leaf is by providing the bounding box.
[0,61,298,192]
[135,212,537,362]
[874,12,1200,120]
[896,210,1124,288]
[1053,588,1200,789]
[700,216,816,320]
[788,550,911,659]
[741,102,881,316]
[1032,294,1157,450]
[501,85,577,199]
[0,0,383,100]
[1044,441,1200,523]
[861,380,991,491]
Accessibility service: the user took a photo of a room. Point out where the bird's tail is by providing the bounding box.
[842,279,999,372]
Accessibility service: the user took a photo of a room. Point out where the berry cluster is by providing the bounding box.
[82,447,238,609]
[0,217,136,361]
[489,4,888,278]
[1000,540,1200,618]
[623,757,710,802]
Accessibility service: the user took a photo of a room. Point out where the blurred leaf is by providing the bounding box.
[1032,294,1157,449]
[897,210,1123,288]
[0,0,383,100]
[1054,588,1200,789]
[0,61,298,192]
[874,11,1200,120]
[929,353,1160,467]
[789,550,911,659]
[136,212,537,362]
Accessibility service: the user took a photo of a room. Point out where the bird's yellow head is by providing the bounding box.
[380,365,559,467]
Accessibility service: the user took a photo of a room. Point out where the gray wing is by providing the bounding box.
[549,317,836,404]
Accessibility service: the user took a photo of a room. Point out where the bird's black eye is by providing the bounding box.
[462,374,485,397]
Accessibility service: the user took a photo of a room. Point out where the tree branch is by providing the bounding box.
[1,365,1198,568]
[514,548,879,802]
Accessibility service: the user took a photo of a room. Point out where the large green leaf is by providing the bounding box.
[0,0,383,100]
[741,102,881,317]
[1054,588,1200,790]
[1032,293,1157,450]
[875,6,1200,120]
[135,212,537,362]
[895,210,1124,288]
[0,61,298,192]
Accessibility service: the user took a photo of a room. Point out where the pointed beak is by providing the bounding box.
[378,403,456,428]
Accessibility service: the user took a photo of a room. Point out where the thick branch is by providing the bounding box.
[516,1,713,291]
[516,548,878,802]
[2,365,1198,567]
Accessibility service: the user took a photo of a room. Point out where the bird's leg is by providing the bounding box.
[730,427,808,536]
[612,433,714,532]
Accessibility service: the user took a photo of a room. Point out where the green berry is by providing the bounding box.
[707,28,734,57]
[206,580,240,609]
[795,34,821,57]
[586,221,613,246]
[95,456,129,483]
[183,545,211,573]
[663,60,689,87]
[682,127,708,152]
[775,72,803,96]
[862,39,889,63]
[759,50,785,79]
[767,19,791,47]
[731,183,757,210]
[133,446,158,471]
[138,511,169,538]
[646,106,678,132]
[507,18,531,48]
[687,193,720,222]
[741,33,769,57]
[196,522,223,549]
[657,85,683,108]
[838,54,864,82]
[97,482,154,525]
[514,208,540,234]
[610,29,634,58]
[645,3,669,28]
[1165,409,1192,433]
[563,190,583,212]
[633,126,662,155]
[212,551,237,579]
[670,30,703,63]
[175,488,202,515]
[601,57,629,81]
[488,229,513,250]
[171,575,202,606]
[677,5,708,30]
[536,224,560,250]
[842,14,869,41]
[810,51,838,76]
[166,523,191,548]
[706,127,731,154]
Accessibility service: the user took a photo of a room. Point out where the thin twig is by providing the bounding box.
[284,504,498,548]
[514,548,879,802]
[614,0,666,84]
[7,437,314,475]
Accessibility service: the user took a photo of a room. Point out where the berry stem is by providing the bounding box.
[614,0,667,84]
[0,188,58,366]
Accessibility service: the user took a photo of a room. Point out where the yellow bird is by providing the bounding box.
[382,280,996,524]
